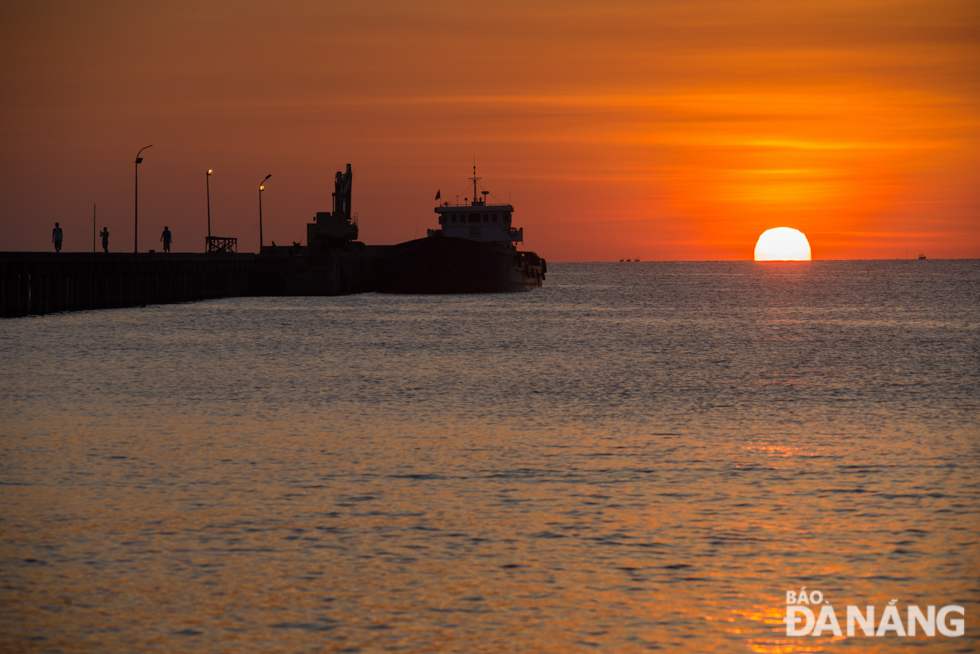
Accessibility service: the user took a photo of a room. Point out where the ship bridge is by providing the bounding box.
[430,168,524,244]
[433,202,522,244]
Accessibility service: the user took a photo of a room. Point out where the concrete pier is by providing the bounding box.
[0,251,377,318]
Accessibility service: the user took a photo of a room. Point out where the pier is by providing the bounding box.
[0,250,378,318]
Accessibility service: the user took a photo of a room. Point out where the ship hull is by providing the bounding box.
[374,236,545,294]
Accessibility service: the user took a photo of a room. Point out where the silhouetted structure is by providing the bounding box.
[0,251,377,318]
[304,164,359,253]
[206,236,236,253]
[374,165,546,293]
[2,164,546,317]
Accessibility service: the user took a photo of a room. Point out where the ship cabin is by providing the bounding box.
[431,198,524,244]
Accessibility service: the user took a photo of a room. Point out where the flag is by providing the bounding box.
[435,190,441,201]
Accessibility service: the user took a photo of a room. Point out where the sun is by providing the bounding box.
[754,227,811,261]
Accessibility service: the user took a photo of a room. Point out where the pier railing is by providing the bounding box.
[206,236,238,253]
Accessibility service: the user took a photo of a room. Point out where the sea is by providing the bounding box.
[1,260,978,653]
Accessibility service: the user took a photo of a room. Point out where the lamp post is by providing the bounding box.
[206,169,213,241]
[259,174,271,250]
[135,144,152,253]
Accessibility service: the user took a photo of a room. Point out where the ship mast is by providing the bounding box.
[471,163,481,205]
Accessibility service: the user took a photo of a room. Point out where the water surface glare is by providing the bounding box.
[1,261,978,652]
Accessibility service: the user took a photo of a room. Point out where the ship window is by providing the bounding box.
[483,214,488,222]
[492,214,498,221]
[504,213,512,223]
[451,215,457,223]
[469,214,480,223]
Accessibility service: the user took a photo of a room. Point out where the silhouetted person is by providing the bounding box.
[160,226,172,253]
[100,227,109,253]
[52,222,63,252]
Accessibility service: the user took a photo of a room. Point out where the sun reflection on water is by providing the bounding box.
[1,261,977,652]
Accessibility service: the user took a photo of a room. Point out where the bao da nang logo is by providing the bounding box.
[784,589,965,637]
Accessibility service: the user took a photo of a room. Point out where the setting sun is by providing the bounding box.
[754,227,812,261]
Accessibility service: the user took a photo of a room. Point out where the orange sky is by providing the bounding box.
[1,0,977,260]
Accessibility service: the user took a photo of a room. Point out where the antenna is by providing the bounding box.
[471,159,481,205]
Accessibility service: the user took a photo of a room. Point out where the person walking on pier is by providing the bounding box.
[100,227,109,253]
[52,222,63,252]
[160,226,172,253]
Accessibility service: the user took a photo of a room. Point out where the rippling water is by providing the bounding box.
[1,260,978,652]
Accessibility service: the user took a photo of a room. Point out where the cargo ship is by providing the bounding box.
[374,167,546,293]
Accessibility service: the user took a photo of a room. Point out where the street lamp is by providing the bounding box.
[259,174,271,250]
[206,169,213,240]
[135,144,152,253]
